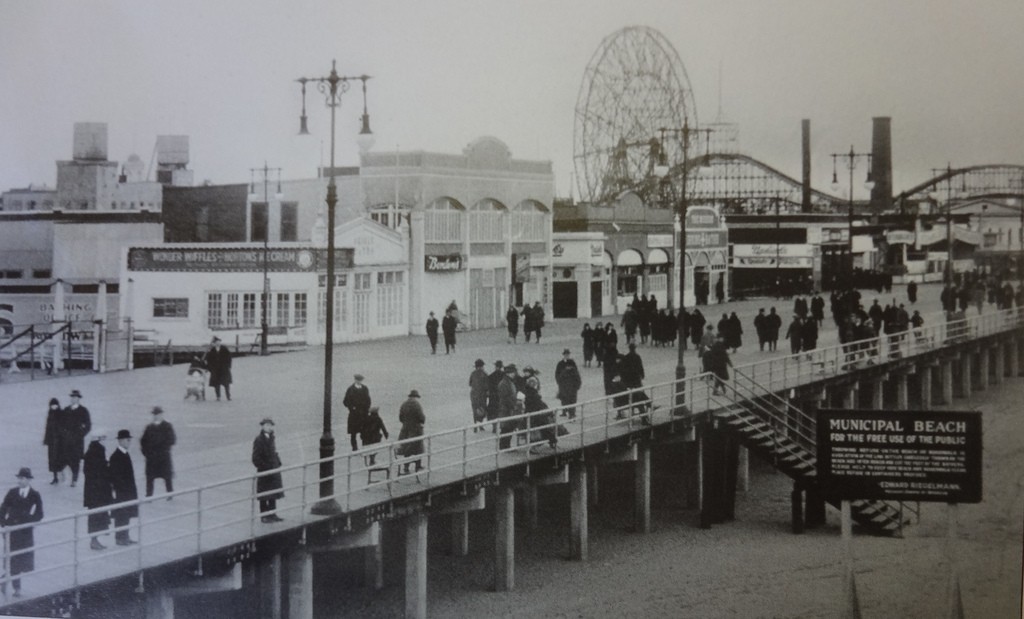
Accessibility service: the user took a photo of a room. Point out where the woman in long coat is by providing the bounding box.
[42,398,62,484]
[690,310,706,348]
[591,324,606,368]
[726,312,743,353]
[397,390,426,474]
[580,323,595,367]
[82,434,113,549]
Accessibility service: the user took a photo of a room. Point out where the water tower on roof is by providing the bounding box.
[155,135,193,187]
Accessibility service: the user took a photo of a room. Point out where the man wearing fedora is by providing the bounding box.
[468,359,488,431]
[140,407,176,498]
[0,468,43,597]
[555,348,583,420]
[108,430,139,545]
[397,390,426,474]
[206,336,232,401]
[342,374,371,452]
[59,389,91,487]
[252,418,284,522]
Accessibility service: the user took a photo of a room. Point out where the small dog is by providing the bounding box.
[184,368,206,401]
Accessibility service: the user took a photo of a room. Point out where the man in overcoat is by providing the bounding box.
[425,312,439,354]
[206,337,233,401]
[140,406,176,497]
[342,374,371,451]
[468,360,489,431]
[252,418,284,522]
[0,468,43,597]
[554,349,582,419]
[60,389,91,486]
[441,309,458,354]
[82,433,113,550]
[108,430,139,545]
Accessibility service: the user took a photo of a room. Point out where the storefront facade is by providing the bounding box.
[119,219,408,347]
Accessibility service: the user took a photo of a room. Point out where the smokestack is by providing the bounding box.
[801,119,812,213]
[870,117,892,211]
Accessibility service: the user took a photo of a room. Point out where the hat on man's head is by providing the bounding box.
[407,390,421,398]
[116,429,132,440]
[150,406,164,415]
[16,467,32,479]
[70,389,83,398]
[260,417,275,426]
[474,359,485,367]
[494,360,503,368]
[562,348,571,355]
[354,373,365,381]
[503,363,517,373]
[212,336,221,343]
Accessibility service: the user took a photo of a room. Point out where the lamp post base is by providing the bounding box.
[310,433,342,516]
[673,363,690,417]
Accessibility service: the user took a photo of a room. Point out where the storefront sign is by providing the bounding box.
[816,409,982,503]
[733,256,813,268]
[128,247,353,272]
[685,231,724,248]
[647,234,673,249]
[686,206,722,229]
[886,230,916,245]
[424,254,463,272]
[733,244,814,258]
[513,253,531,282]
[591,243,603,258]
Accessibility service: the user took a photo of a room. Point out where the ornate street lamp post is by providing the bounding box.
[831,146,874,279]
[295,61,373,515]
[929,164,957,286]
[249,162,282,357]
[653,123,710,414]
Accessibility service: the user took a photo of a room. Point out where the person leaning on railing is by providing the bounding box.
[0,468,43,598]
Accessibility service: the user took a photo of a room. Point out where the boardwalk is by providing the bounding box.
[1,285,1020,610]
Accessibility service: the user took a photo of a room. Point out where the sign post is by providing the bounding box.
[816,409,982,618]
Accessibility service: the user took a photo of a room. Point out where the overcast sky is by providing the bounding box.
[2,0,1022,201]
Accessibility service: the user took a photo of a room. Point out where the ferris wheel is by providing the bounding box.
[573,26,698,204]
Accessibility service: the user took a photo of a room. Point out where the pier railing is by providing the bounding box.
[3,306,1022,604]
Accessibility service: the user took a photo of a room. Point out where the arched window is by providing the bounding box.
[511,200,547,242]
[424,198,464,242]
[470,199,506,242]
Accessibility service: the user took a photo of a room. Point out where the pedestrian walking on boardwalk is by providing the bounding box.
[59,389,91,487]
[486,360,505,431]
[82,432,113,550]
[397,390,426,475]
[140,406,176,498]
[786,316,803,355]
[360,407,389,466]
[0,468,43,597]
[581,323,595,367]
[252,418,284,522]
[907,280,918,304]
[206,337,233,401]
[555,348,582,420]
[699,325,716,375]
[591,323,606,367]
[425,311,439,354]
[343,374,371,452]
[506,305,519,343]
[42,397,62,485]
[469,359,489,431]
[108,430,139,545]
[754,309,768,352]
[726,312,743,353]
[707,336,733,396]
[766,307,782,351]
[442,309,458,354]
[531,302,545,343]
[496,364,519,450]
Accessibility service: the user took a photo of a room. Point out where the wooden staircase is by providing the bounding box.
[710,372,912,536]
